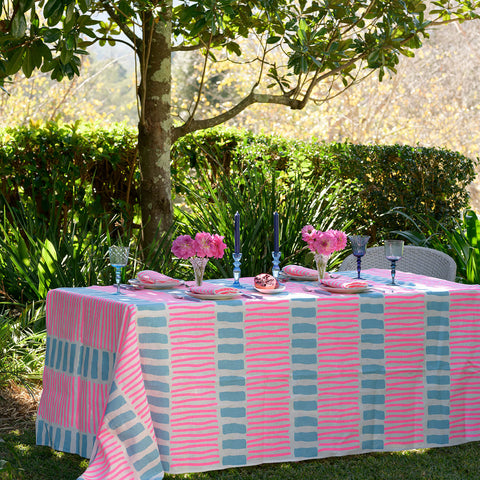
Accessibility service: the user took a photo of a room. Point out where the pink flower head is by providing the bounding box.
[194,232,215,258]
[311,230,337,255]
[171,235,196,259]
[329,230,347,251]
[301,224,315,242]
[210,234,227,259]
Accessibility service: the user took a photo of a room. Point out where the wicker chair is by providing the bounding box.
[339,245,457,282]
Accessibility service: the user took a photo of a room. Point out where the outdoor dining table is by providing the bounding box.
[36,268,480,480]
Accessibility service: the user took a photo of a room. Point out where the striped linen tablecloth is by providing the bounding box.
[36,269,480,479]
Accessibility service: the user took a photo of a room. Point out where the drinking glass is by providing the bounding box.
[349,235,370,279]
[384,239,404,285]
[109,245,130,294]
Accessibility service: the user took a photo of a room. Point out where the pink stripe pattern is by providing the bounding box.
[168,303,221,469]
[384,293,426,446]
[450,291,480,440]
[316,296,361,451]
[36,273,480,479]
[245,300,292,461]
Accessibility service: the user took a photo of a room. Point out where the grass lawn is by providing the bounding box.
[2,385,480,480]
[2,424,480,480]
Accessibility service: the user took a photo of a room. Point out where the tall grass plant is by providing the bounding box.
[390,208,480,284]
[174,163,354,278]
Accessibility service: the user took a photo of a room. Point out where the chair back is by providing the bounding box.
[339,245,457,282]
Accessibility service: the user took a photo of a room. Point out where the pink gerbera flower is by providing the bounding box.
[171,235,196,259]
[330,230,347,251]
[311,231,337,255]
[210,234,227,259]
[194,232,215,257]
[301,224,316,242]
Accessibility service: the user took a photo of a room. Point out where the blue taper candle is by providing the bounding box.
[234,211,240,254]
[273,211,279,253]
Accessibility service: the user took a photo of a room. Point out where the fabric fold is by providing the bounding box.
[137,270,181,285]
[321,276,368,289]
[188,284,239,295]
[282,265,318,277]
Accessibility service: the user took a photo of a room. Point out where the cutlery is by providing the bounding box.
[120,283,143,290]
[241,292,263,299]
[171,293,202,302]
[302,286,332,296]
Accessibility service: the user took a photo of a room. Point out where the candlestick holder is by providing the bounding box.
[232,252,242,287]
[272,251,281,280]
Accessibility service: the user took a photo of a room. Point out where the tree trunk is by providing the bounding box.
[137,4,173,248]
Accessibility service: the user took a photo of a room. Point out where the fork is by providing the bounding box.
[302,286,332,296]
[171,293,202,302]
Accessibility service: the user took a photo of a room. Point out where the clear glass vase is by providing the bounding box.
[190,257,209,286]
[314,253,330,283]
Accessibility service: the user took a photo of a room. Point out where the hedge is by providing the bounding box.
[1,123,476,242]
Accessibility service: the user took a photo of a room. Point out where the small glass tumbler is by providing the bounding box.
[349,235,370,279]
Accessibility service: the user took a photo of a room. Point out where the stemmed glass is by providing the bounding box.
[384,240,404,285]
[109,245,130,294]
[349,235,370,279]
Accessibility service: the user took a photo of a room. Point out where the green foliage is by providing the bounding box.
[391,208,480,284]
[0,122,139,231]
[172,128,476,243]
[1,0,478,89]
[318,143,477,242]
[0,122,478,388]
[174,161,353,278]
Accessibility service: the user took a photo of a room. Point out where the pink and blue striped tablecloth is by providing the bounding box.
[36,269,480,479]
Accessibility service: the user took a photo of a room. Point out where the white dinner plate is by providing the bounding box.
[319,285,371,294]
[185,292,241,300]
[129,278,184,289]
[254,285,287,294]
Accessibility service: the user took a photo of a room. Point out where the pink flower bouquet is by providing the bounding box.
[171,232,227,260]
[171,232,227,286]
[301,225,347,255]
[301,226,347,281]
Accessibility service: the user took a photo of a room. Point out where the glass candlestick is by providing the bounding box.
[272,251,281,280]
[232,252,242,287]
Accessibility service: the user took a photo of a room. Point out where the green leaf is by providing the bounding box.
[266,35,281,44]
[78,0,91,13]
[37,239,57,298]
[22,48,34,77]
[43,28,62,43]
[6,46,25,75]
[44,0,63,19]
[11,13,27,37]
[226,41,241,56]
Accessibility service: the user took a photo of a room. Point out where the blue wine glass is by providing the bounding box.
[109,245,130,294]
[349,235,370,279]
[384,240,404,285]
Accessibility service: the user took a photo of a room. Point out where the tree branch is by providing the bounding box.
[172,91,302,142]
[99,0,142,53]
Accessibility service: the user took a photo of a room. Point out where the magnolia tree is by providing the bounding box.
[0,0,479,246]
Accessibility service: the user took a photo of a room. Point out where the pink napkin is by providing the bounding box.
[137,270,181,285]
[188,284,239,296]
[283,265,320,277]
[321,276,368,289]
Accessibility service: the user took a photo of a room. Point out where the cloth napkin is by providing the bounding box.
[188,284,239,296]
[137,270,181,285]
[321,276,368,289]
[283,265,323,278]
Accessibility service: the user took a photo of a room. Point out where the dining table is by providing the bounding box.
[36,268,480,480]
